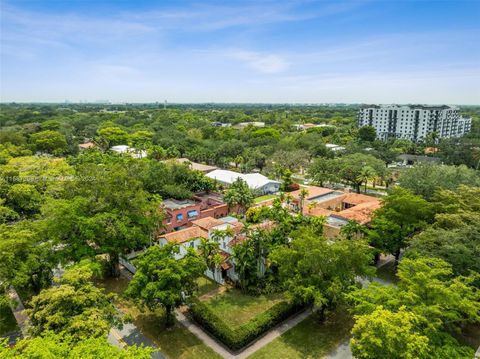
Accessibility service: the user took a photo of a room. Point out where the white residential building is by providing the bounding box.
[157,216,243,284]
[206,169,281,195]
[110,145,147,158]
[357,105,472,142]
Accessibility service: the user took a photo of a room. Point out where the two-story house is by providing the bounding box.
[158,215,243,284]
[162,193,229,232]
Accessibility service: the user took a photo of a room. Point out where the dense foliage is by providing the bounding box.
[1,103,479,356]
[125,244,206,326]
[189,298,302,351]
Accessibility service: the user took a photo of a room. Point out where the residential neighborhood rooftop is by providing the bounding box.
[170,158,218,173]
[163,198,197,210]
[158,226,208,244]
[191,217,225,230]
[206,169,281,191]
[290,186,333,201]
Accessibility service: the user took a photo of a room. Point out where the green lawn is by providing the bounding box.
[247,306,353,359]
[201,288,286,328]
[254,194,277,203]
[196,276,220,297]
[98,276,221,359]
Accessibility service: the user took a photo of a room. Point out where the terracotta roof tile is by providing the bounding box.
[79,142,96,149]
[335,201,382,225]
[304,207,333,217]
[342,193,381,205]
[191,217,225,230]
[158,226,208,244]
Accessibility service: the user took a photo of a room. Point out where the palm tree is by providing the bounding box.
[224,178,255,215]
[298,188,309,215]
[340,220,367,240]
[200,228,235,280]
[358,166,377,193]
[231,240,256,291]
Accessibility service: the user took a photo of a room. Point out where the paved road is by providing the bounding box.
[107,267,166,358]
[109,323,166,359]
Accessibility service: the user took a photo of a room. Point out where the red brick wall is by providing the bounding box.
[163,203,201,232]
[200,203,229,219]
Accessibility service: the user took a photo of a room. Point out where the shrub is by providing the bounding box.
[189,299,303,351]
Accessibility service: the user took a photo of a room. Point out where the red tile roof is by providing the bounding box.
[304,206,333,217]
[79,142,96,149]
[335,201,382,225]
[192,217,225,230]
[159,226,208,244]
[342,193,381,205]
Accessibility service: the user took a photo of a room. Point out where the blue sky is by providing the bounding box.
[1,0,479,103]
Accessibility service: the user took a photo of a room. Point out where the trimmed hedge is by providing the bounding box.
[189,298,303,351]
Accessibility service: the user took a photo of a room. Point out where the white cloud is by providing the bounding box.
[228,50,290,74]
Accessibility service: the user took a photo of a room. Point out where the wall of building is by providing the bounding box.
[357,105,472,142]
[163,203,202,232]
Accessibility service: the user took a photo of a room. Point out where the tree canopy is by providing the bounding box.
[348,257,479,358]
[126,244,206,326]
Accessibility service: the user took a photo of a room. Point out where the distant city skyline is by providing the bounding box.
[1,0,479,104]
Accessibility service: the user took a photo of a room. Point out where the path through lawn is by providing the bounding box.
[247,306,353,359]
[99,275,221,359]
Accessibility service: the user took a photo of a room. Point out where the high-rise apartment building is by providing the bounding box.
[357,105,472,142]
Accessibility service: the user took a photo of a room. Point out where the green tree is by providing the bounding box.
[351,307,430,359]
[130,130,153,149]
[336,154,386,193]
[126,245,206,326]
[340,220,368,240]
[30,130,68,155]
[270,228,373,316]
[298,187,309,214]
[0,198,18,223]
[27,261,119,340]
[97,127,129,148]
[199,229,232,278]
[224,178,255,215]
[0,332,153,358]
[280,169,294,191]
[308,157,338,186]
[0,222,54,296]
[5,183,42,216]
[405,186,480,276]
[368,188,434,263]
[348,257,479,358]
[43,160,163,277]
[398,163,480,200]
[358,126,377,143]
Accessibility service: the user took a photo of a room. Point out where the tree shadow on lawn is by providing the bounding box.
[133,311,221,359]
[253,306,353,359]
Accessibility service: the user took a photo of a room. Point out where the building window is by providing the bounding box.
[176,213,184,221]
[187,210,199,219]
